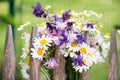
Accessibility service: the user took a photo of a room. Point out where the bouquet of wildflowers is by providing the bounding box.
[18,2,110,80]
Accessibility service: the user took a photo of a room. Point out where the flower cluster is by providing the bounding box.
[18,2,110,79]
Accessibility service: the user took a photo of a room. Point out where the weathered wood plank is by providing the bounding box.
[80,32,90,80]
[30,27,41,80]
[2,25,15,80]
[80,70,89,80]
[53,46,66,80]
[108,30,118,80]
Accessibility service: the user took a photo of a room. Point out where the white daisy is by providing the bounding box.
[21,32,30,59]
[56,10,64,18]
[19,61,30,79]
[104,32,110,39]
[37,23,46,33]
[60,48,77,58]
[17,21,30,31]
[71,10,79,17]
[33,35,52,50]
[45,5,51,10]
[66,41,80,52]
[73,22,83,32]
[83,10,93,17]
[31,47,46,60]
[72,55,91,73]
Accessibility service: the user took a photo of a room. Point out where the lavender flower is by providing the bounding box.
[59,30,68,46]
[73,56,84,66]
[62,11,71,21]
[86,23,94,29]
[32,2,44,17]
[76,34,85,44]
[53,15,60,21]
[44,57,58,69]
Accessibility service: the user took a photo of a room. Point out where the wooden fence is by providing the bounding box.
[2,25,119,80]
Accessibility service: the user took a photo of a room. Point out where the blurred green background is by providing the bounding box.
[0,0,120,80]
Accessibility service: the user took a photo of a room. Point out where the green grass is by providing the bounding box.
[0,0,120,80]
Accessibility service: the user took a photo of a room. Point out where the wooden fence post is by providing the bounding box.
[2,25,15,80]
[53,46,66,80]
[30,27,41,80]
[108,30,118,80]
[80,32,90,80]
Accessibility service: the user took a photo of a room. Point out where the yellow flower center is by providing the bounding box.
[97,28,101,32]
[37,48,43,55]
[70,16,73,19]
[100,22,104,26]
[86,11,90,14]
[56,11,62,15]
[80,47,86,54]
[26,59,30,66]
[40,39,47,45]
[74,23,79,26]
[87,52,92,57]
[18,26,22,28]
[105,33,110,36]
[82,59,86,66]
[71,41,77,47]
[23,21,29,24]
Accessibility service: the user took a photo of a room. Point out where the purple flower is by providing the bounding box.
[67,22,74,27]
[59,30,68,46]
[46,22,57,33]
[76,34,85,44]
[73,56,85,66]
[32,2,44,17]
[65,22,74,31]
[62,11,71,21]
[53,15,60,21]
[86,23,94,28]
[44,57,58,69]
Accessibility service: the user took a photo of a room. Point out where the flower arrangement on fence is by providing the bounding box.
[18,2,110,80]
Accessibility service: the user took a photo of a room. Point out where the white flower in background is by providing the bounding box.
[33,35,52,50]
[21,32,30,59]
[101,42,110,58]
[45,5,51,10]
[17,21,30,31]
[37,23,46,33]
[73,22,83,32]
[83,10,93,17]
[19,61,30,79]
[31,47,46,60]
[56,10,64,18]
[104,32,110,39]
[117,30,120,34]
[99,22,104,28]
[71,10,79,17]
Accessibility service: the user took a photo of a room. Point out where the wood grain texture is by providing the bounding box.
[80,32,90,80]
[80,70,89,80]
[30,27,41,80]
[2,25,15,80]
[108,30,118,80]
[53,46,66,80]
